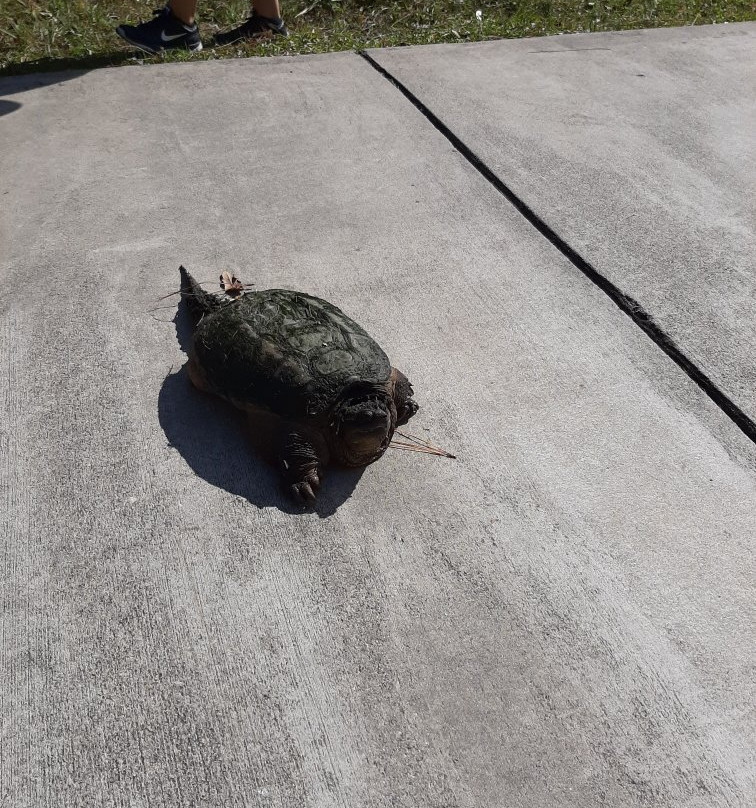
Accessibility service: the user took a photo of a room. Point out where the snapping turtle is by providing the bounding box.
[179,266,419,502]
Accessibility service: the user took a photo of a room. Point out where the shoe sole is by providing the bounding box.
[116,28,203,54]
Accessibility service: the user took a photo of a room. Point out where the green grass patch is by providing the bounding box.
[1,0,753,75]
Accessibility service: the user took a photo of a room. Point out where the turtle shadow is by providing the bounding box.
[158,304,364,517]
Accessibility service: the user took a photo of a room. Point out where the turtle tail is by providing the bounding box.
[179,265,227,324]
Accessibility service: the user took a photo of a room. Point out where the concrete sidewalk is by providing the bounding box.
[370,23,756,425]
[1,29,755,808]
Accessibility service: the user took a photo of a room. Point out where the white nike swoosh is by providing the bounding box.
[161,30,188,42]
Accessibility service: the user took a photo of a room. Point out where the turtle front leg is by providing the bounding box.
[390,368,419,426]
[186,352,213,393]
[279,428,329,503]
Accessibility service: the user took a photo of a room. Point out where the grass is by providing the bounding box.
[1,0,754,75]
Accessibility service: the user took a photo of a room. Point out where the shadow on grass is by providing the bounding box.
[158,299,363,517]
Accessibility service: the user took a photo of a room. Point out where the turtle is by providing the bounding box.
[178,266,419,502]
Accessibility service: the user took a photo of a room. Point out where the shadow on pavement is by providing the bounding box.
[0,51,134,80]
[0,100,21,117]
[158,302,363,517]
[0,64,109,118]
[0,52,140,117]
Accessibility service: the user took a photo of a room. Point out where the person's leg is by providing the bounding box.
[168,0,198,25]
[116,1,202,53]
[253,1,282,20]
[214,1,288,46]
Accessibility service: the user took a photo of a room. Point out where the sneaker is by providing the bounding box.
[214,13,289,47]
[116,7,203,54]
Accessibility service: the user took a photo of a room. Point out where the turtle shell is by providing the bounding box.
[191,290,392,418]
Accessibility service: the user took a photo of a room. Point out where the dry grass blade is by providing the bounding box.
[156,280,225,302]
[391,442,445,454]
[295,1,320,18]
[156,289,183,301]
[389,429,456,459]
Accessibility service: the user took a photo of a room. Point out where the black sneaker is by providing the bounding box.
[214,13,289,47]
[116,7,203,54]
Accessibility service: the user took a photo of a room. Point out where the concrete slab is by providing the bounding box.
[369,23,756,424]
[1,52,755,807]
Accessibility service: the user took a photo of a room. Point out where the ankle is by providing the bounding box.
[168,7,195,25]
[252,5,282,23]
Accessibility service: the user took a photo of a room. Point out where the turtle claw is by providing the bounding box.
[291,471,321,504]
[280,434,324,505]
[397,399,419,426]
[291,480,317,504]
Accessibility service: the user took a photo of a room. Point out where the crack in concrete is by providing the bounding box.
[359,48,756,447]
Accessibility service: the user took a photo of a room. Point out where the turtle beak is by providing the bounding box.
[337,405,392,464]
[352,409,391,435]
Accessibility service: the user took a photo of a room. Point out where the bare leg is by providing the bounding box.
[169,0,198,24]
[213,0,287,45]
[253,1,282,18]
[168,0,283,24]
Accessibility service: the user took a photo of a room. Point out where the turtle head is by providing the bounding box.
[330,382,395,467]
